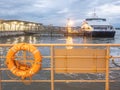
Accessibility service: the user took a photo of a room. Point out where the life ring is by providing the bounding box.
[6,43,42,79]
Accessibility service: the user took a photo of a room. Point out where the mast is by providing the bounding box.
[93,8,98,18]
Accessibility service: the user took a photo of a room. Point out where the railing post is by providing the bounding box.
[0,54,2,90]
[23,51,27,64]
[0,51,2,90]
[0,66,2,90]
[105,46,110,90]
[50,45,54,90]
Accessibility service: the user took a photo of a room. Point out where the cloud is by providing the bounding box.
[97,3,120,17]
[57,8,69,14]
[0,0,119,26]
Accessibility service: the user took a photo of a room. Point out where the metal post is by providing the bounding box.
[51,46,54,90]
[23,51,27,64]
[0,50,2,90]
[0,67,2,90]
[105,46,110,90]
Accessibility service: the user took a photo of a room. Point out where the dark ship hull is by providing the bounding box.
[84,30,116,38]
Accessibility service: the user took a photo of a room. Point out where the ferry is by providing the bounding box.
[80,14,116,38]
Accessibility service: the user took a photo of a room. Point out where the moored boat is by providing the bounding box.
[80,15,116,38]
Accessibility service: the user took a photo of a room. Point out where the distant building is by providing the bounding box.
[0,19,44,31]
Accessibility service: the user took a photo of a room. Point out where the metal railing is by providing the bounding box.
[0,44,120,90]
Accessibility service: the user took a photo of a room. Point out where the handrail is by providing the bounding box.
[1,43,120,46]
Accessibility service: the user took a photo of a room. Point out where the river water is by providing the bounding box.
[1,30,120,90]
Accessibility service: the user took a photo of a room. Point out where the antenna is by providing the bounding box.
[93,8,97,18]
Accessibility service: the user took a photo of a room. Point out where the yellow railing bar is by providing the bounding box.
[1,67,120,71]
[105,46,110,90]
[1,43,120,47]
[50,46,54,90]
[0,80,119,83]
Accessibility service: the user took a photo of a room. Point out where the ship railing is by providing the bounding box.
[0,44,120,90]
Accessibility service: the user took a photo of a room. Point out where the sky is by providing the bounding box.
[0,0,120,27]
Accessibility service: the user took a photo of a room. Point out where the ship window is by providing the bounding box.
[86,18,106,21]
[93,27,107,29]
[110,27,113,29]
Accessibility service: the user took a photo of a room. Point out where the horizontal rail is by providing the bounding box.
[0,68,106,71]
[0,80,120,83]
[1,55,120,59]
[1,43,120,47]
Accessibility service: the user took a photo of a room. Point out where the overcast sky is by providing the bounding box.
[0,0,120,27]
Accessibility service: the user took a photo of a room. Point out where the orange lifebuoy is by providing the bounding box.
[6,43,42,79]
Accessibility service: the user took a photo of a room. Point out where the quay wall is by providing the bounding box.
[0,31,25,37]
